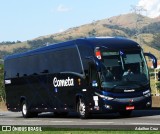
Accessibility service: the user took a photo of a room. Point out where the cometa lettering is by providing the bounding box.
[53,77,74,87]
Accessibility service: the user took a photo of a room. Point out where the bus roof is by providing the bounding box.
[77,37,140,50]
[5,37,141,60]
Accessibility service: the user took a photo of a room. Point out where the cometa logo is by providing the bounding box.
[53,77,74,87]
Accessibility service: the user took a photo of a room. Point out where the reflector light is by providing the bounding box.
[95,51,102,60]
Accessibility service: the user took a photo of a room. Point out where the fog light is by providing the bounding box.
[146,101,151,107]
[105,104,112,109]
[94,106,99,110]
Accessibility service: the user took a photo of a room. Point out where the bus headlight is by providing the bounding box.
[95,92,114,100]
[143,90,151,97]
[144,92,151,97]
[102,95,114,100]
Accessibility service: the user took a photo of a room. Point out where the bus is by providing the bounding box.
[4,37,157,119]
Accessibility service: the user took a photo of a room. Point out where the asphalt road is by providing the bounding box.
[0,110,160,130]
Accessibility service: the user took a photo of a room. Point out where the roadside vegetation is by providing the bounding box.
[0,130,160,134]
[0,63,5,102]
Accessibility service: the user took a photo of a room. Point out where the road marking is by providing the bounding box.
[0,120,14,122]
[23,120,73,123]
[88,122,114,124]
[24,120,41,122]
[50,121,73,123]
[130,123,160,125]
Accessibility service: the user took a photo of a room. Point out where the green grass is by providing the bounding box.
[0,131,160,134]
[0,64,5,102]
[0,126,160,133]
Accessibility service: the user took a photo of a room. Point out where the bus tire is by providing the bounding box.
[21,100,32,118]
[77,98,89,119]
[119,110,132,117]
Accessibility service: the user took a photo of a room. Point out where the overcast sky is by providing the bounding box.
[0,0,160,42]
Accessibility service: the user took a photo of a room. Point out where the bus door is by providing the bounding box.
[88,63,102,109]
[89,64,100,88]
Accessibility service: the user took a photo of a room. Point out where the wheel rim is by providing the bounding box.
[22,104,27,115]
[79,101,85,116]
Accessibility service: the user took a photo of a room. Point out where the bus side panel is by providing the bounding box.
[48,73,92,111]
[4,42,88,113]
[5,74,57,112]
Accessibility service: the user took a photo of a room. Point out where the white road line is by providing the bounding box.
[50,121,73,123]
[130,123,160,125]
[0,120,14,122]
[88,122,114,124]
[23,120,41,122]
[23,120,73,123]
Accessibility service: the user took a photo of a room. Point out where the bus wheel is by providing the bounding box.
[77,98,89,119]
[119,110,132,117]
[21,101,31,118]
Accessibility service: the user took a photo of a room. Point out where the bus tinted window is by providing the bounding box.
[5,46,83,79]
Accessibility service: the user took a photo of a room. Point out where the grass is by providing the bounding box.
[0,130,160,134]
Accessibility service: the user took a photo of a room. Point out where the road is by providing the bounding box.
[0,110,160,130]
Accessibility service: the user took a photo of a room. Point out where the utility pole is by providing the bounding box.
[130,5,147,46]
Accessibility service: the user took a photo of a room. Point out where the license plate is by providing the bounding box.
[126,106,134,110]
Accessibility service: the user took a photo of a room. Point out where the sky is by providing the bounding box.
[0,0,160,42]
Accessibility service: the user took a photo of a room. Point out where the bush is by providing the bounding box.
[0,64,5,102]
[156,82,160,89]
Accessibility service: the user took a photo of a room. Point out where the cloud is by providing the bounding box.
[56,4,71,12]
[58,28,65,33]
[137,0,160,18]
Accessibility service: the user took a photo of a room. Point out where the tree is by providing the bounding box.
[151,33,160,50]
[0,64,5,102]
[88,29,96,36]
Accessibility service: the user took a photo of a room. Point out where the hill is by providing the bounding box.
[0,13,160,59]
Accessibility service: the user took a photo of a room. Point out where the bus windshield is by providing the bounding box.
[99,49,149,89]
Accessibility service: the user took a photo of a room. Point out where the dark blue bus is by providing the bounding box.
[4,37,157,118]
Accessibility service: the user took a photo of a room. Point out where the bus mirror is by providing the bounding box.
[85,56,101,71]
[144,53,157,69]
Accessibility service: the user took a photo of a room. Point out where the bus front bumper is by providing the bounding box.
[89,96,151,113]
